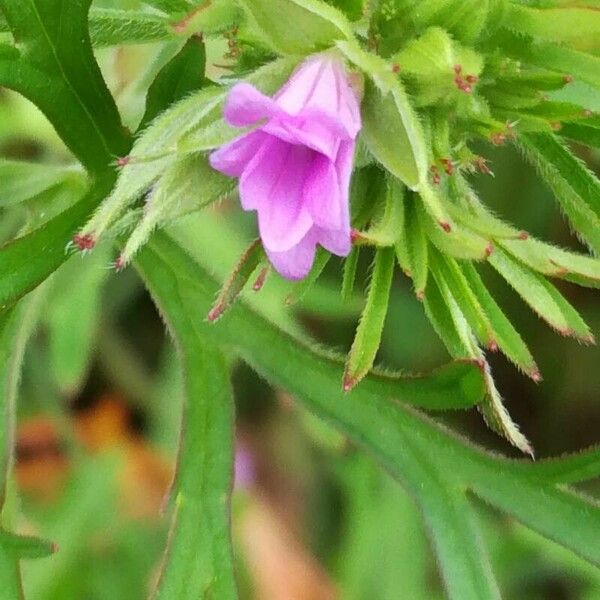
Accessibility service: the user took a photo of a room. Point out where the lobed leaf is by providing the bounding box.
[138,232,600,595]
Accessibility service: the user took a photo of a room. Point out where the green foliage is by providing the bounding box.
[139,230,600,598]
[0,0,129,172]
[0,0,599,598]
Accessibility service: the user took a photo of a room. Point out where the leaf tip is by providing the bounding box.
[342,370,357,393]
[530,369,543,384]
[73,233,95,251]
[252,266,270,292]
[207,304,223,322]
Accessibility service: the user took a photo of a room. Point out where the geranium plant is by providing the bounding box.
[0,0,599,598]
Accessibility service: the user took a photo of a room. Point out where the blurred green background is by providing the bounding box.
[1,7,600,600]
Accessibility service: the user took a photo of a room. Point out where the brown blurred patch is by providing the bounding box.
[15,417,69,502]
[16,393,173,519]
[238,495,338,600]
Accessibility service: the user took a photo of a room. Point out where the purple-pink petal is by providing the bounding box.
[240,138,313,252]
[208,131,267,178]
[265,229,318,280]
[304,153,342,230]
[209,54,361,280]
[223,82,281,127]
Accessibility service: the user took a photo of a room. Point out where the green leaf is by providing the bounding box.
[499,237,600,286]
[360,77,423,190]
[344,247,395,391]
[0,289,47,597]
[417,199,491,261]
[0,160,85,208]
[517,132,600,254]
[499,29,600,91]
[118,154,235,267]
[430,250,496,350]
[237,0,351,54]
[460,263,539,379]
[88,8,174,47]
[489,246,593,342]
[0,174,114,314]
[506,5,600,47]
[425,269,479,358]
[137,232,600,595]
[140,35,206,130]
[145,294,237,599]
[0,0,130,173]
[207,239,265,322]
[396,193,429,298]
[560,120,600,149]
[139,232,486,411]
[45,246,111,395]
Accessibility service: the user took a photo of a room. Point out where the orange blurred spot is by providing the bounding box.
[16,417,69,503]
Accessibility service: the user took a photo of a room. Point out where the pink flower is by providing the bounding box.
[209,54,361,280]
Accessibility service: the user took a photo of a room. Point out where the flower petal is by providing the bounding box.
[266,229,318,280]
[314,140,354,256]
[223,83,281,127]
[274,56,361,140]
[209,131,267,178]
[263,112,341,160]
[316,226,351,256]
[240,138,314,251]
[303,153,342,230]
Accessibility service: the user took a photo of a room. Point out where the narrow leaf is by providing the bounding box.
[489,247,593,341]
[344,247,395,391]
[342,246,360,302]
[517,132,600,254]
[430,250,496,351]
[207,239,265,322]
[461,263,539,380]
[140,35,206,129]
